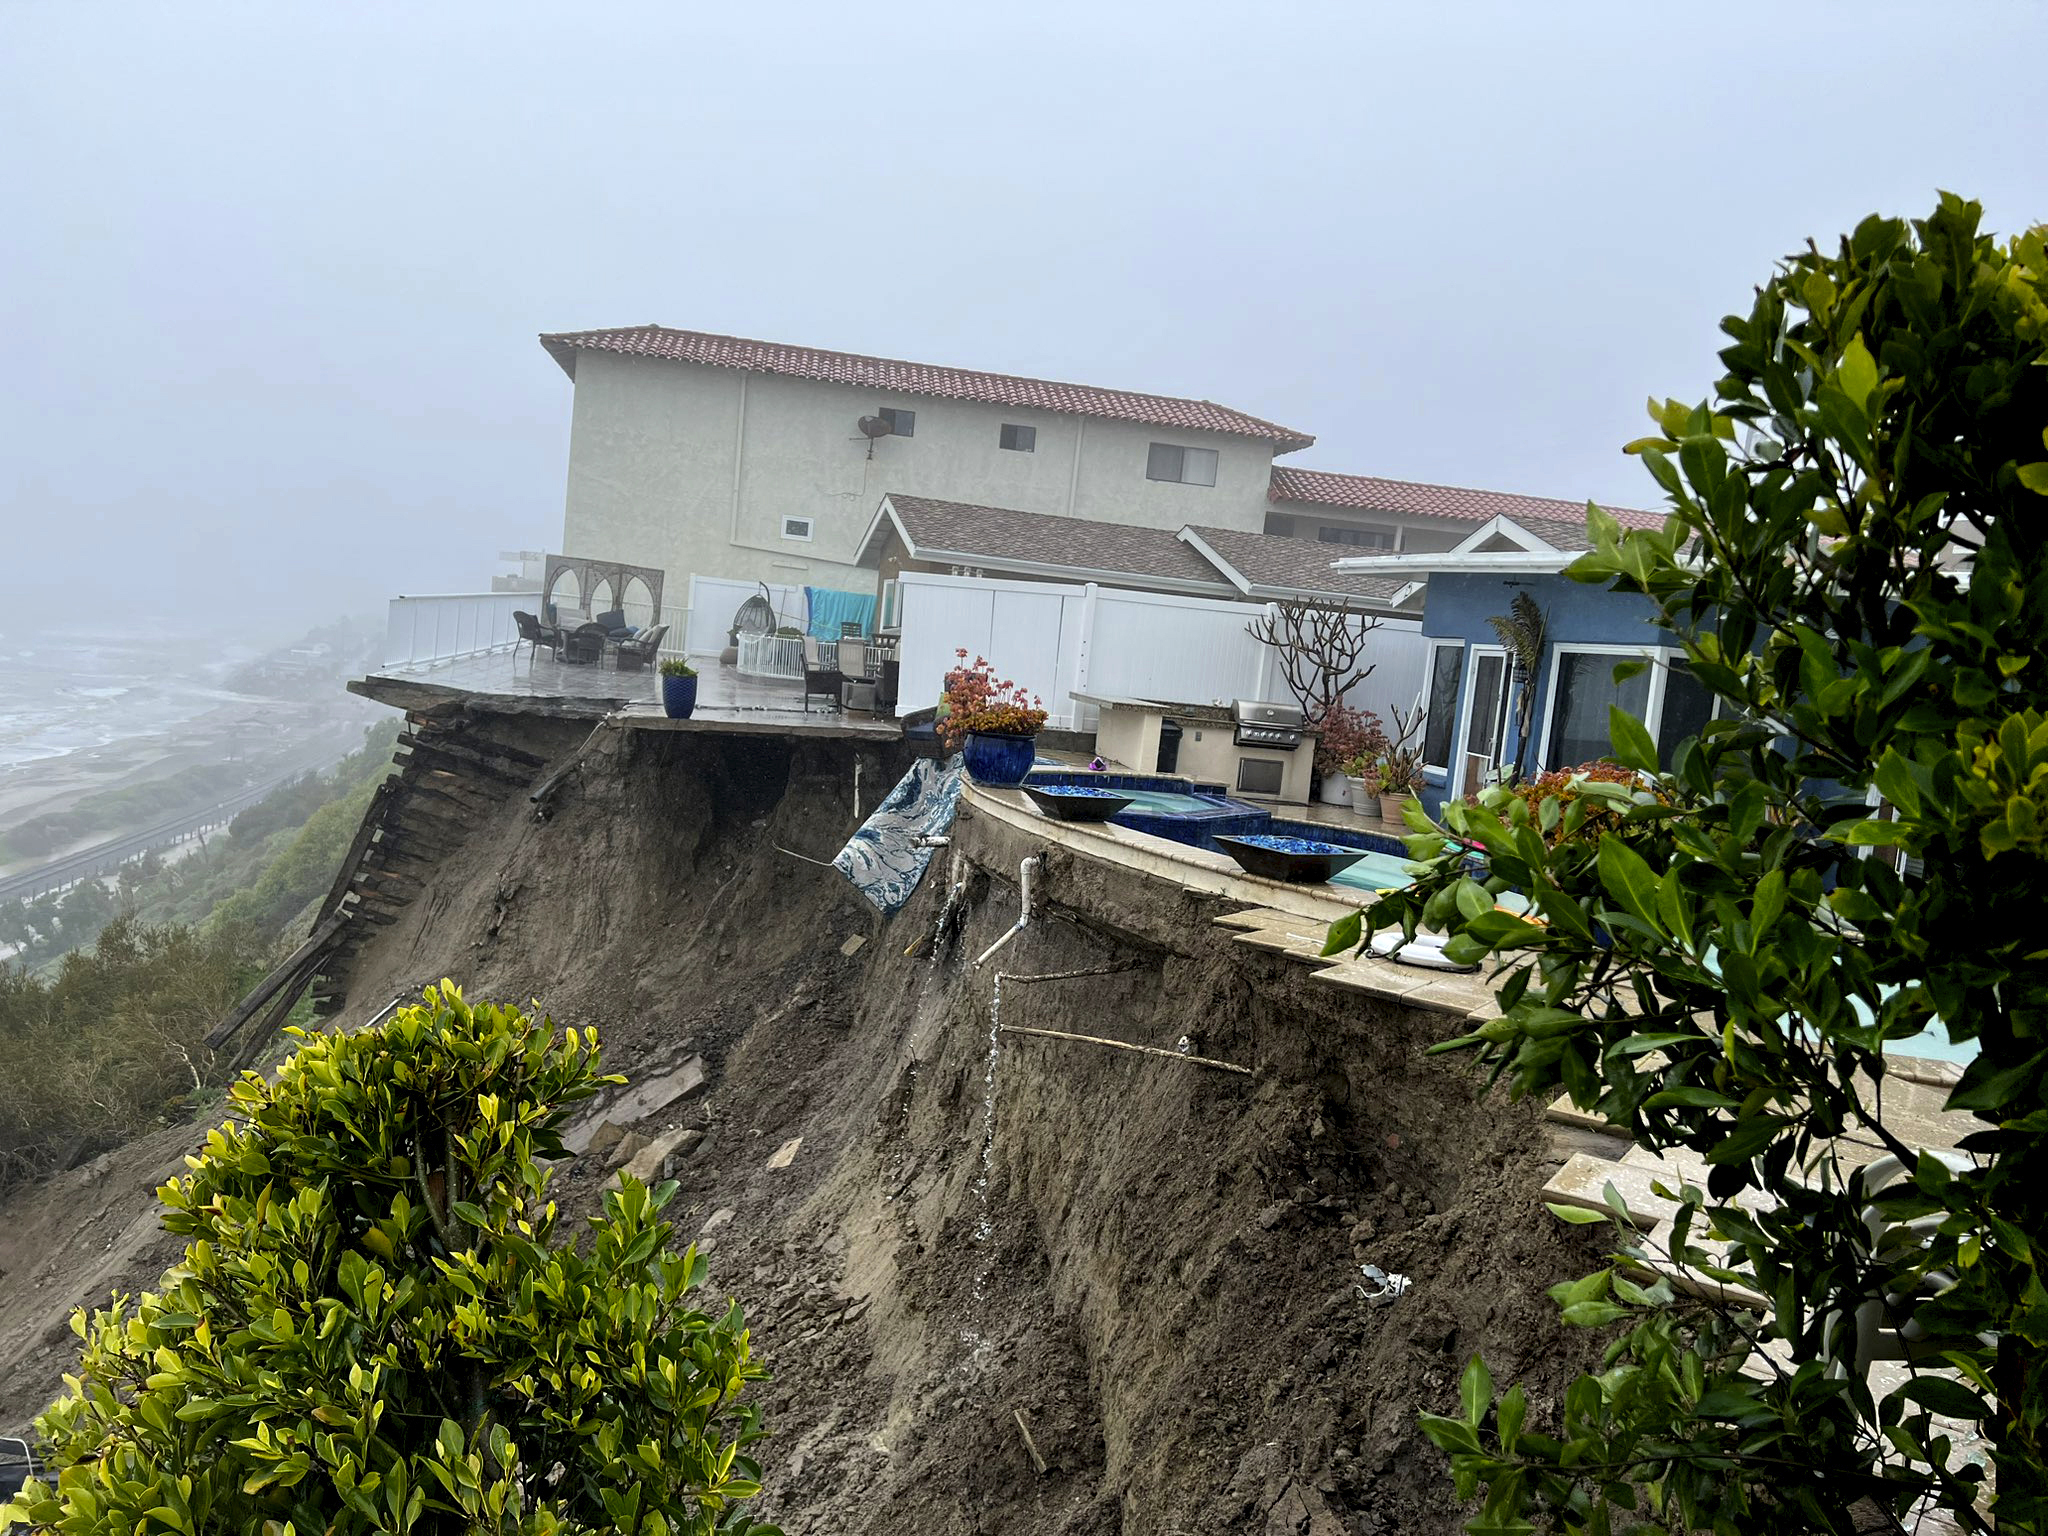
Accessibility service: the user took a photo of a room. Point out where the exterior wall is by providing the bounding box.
[1415,571,1667,815]
[559,351,1277,613]
[1266,501,1484,555]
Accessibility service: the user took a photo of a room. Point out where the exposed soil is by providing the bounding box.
[0,718,1603,1533]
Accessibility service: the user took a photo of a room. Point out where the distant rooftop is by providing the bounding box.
[541,325,1317,452]
[1269,465,1664,530]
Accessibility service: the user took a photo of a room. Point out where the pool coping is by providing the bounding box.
[959,782,1973,1073]
[961,783,1500,1020]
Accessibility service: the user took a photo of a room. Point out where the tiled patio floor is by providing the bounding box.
[357,649,902,740]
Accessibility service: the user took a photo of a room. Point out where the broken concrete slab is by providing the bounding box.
[700,1207,736,1236]
[766,1136,803,1170]
[563,1056,710,1152]
[617,1125,704,1185]
[610,1131,651,1169]
[840,934,867,957]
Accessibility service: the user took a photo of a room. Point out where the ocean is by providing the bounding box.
[0,627,269,772]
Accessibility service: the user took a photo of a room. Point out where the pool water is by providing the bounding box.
[1115,788,1226,815]
[1327,850,1425,892]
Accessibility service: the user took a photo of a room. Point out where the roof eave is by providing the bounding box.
[908,545,1233,597]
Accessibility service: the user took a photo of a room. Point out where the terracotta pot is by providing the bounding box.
[1377,793,1407,822]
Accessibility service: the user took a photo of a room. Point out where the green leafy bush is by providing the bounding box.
[5,983,778,1536]
[1335,196,2048,1531]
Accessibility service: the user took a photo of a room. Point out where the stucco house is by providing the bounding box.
[537,325,1644,623]
[541,326,1319,609]
[1328,505,1695,815]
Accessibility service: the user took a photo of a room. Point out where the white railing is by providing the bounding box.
[384,592,529,668]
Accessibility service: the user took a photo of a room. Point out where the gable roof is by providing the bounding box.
[541,326,1316,452]
[1269,465,1665,530]
[858,496,1235,595]
[1178,525,1407,608]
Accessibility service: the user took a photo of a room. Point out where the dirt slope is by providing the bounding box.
[0,721,1600,1533]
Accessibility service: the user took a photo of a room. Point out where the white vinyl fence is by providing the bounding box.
[894,571,1427,732]
[683,575,808,656]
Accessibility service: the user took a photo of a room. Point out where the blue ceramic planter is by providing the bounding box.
[962,730,1036,786]
[661,673,698,719]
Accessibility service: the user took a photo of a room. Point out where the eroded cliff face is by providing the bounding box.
[0,724,1597,1534]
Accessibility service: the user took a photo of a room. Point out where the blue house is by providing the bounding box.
[1335,509,1710,817]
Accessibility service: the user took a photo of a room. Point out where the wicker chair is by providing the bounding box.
[512,610,560,667]
[613,624,669,671]
[800,634,842,712]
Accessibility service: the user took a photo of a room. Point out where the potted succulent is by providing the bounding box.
[1310,705,1389,804]
[659,656,699,719]
[1342,752,1381,813]
[1375,747,1422,821]
[938,651,1048,786]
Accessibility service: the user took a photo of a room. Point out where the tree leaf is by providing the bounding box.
[1462,1355,1495,1427]
[1596,838,1662,934]
[1838,332,1879,413]
[1607,704,1658,774]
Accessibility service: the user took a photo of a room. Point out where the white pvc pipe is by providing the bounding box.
[974,855,1040,968]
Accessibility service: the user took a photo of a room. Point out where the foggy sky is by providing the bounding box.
[4,1,2042,642]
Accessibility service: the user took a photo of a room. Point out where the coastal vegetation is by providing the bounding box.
[0,721,398,967]
[0,721,400,1189]
[1353,197,2047,1530]
[7,985,778,1536]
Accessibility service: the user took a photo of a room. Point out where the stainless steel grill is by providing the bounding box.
[1231,698,1307,749]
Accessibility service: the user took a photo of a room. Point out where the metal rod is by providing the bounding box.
[996,1023,1254,1076]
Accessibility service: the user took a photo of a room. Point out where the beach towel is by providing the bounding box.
[833,757,964,914]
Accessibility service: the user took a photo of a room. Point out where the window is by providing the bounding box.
[1421,641,1464,772]
[879,406,915,437]
[1263,513,1296,538]
[1537,649,1726,772]
[1318,524,1396,549]
[1656,658,1716,764]
[1545,650,1654,768]
[1145,442,1219,486]
[999,423,1036,452]
[879,578,901,631]
[781,515,814,542]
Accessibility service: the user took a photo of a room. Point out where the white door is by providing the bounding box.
[1457,647,1511,798]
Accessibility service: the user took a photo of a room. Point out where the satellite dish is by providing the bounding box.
[857,416,892,439]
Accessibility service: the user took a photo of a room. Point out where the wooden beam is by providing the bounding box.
[311,778,400,930]
[205,911,350,1048]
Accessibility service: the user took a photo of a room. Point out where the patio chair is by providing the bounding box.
[512,610,560,667]
[800,633,842,712]
[613,624,668,671]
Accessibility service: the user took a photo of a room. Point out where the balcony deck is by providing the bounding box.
[351,648,903,741]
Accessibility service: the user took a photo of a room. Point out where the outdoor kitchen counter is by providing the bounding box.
[1072,692,1317,802]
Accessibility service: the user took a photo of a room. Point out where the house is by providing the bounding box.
[1329,506,1690,815]
[851,495,1406,628]
[540,325,1316,611]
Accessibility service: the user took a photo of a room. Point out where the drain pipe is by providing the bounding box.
[973,855,1040,968]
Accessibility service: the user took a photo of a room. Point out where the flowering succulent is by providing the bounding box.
[1312,704,1390,780]
[938,651,1048,750]
[1507,761,1671,846]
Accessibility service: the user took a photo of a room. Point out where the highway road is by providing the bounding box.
[0,744,361,905]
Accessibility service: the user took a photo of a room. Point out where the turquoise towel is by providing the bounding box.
[805,587,877,639]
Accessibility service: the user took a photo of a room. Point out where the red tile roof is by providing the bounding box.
[1269,465,1665,531]
[540,326,1316,452]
